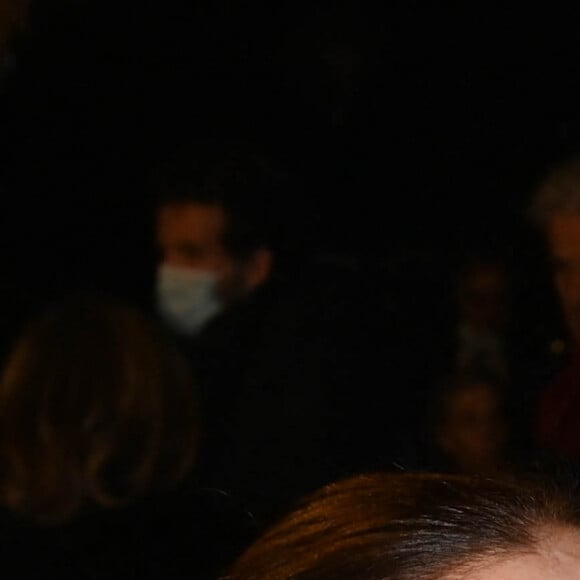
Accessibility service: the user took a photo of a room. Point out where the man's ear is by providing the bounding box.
[245,248,274,291]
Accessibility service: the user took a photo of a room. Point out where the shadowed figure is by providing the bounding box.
[0,295,254,579]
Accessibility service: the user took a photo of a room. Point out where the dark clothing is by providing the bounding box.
[185,260,411,525]
[537,348,580,459]
[0,486,256,580]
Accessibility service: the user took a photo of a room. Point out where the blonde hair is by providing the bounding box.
[0,295,199,524]
[530,155,580,228]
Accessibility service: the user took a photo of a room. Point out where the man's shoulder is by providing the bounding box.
[203,254,368,334]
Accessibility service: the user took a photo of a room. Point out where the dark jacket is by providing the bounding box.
[187,260,408,525]
[0,486,256,580]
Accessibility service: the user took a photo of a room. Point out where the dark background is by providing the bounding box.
[0,1,575,348]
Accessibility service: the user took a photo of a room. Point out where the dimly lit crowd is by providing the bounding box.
[1,2,580,579]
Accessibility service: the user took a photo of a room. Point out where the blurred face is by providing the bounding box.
[459,265,508,332]
[440,383,506,473]
[0,0,29,48]
[157,202,263,304]
[547,214,580,343]
[464,528,580,580]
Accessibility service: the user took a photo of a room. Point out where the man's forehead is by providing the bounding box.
[547,214,580,259]
[157,202,227,240]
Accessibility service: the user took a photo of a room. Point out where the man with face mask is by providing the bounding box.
[153,145,386,524]
[530,155,580,461]
[156,178,274,337]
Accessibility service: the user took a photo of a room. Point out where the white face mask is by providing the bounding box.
[157,264,223,336]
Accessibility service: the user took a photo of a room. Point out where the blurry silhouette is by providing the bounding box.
[429,373,509,474]
[152,143,400,524]
[0,295,254,579]
[0,0,28,78]
[530,156,580,461]
[454,259,511,383]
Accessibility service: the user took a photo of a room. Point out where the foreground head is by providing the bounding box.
[155,145,283,335]
[531,156,580,343]
[0,295,199,524]
[229,473,580,580]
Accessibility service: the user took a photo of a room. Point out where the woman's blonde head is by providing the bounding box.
[0,295,199,524]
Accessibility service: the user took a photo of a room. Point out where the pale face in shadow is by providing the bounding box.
[452,528,580,580]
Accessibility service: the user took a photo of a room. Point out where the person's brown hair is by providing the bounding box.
[0,295,199,524]
[229,472,580,580]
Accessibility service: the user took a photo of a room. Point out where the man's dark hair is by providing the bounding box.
[229,472,580,580]
[155,143,292,261]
